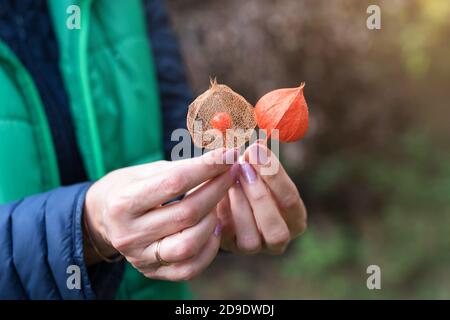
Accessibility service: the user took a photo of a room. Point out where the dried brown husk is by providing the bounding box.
[187,79,257,149]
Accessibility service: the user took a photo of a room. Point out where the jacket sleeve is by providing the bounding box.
[0,182,123,300]
[144,0,195,160]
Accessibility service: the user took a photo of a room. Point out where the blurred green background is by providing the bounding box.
[167,0,450,299]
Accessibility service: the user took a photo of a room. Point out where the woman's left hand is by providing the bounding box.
[218,142,307,254]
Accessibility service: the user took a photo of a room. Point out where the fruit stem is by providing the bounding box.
[209,77,218,88]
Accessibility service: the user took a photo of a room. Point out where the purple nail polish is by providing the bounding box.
[229,163,240,180]
[240,162,257,184]
[214,222,222,237]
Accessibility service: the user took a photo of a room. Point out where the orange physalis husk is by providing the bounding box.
[187,78,257,149]
[254,82,308,142]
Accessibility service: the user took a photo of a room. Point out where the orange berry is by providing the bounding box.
[210,111,232,133]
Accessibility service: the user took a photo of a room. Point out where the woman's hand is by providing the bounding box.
[83,148,239,281]
[218,143,307,254]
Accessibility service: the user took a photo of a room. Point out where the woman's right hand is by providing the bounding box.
[83,148,239,281]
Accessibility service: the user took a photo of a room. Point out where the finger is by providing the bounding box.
[120,148,239,214]
[216,193,237,252]
[143,231,221,281]
[131,211,218,268]
[136,147,238,177]
[132,163,239,243]
[244,143,307,237]
[238,161,290,253]
[228,181,262,253]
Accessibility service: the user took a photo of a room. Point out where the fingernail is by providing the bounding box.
[222,148,237,164]
[214,222,222,237]
[249,144,269,165]
[240,162,257,184]
[229,163,240,180]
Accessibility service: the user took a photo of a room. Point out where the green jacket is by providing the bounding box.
[0,0,190,299]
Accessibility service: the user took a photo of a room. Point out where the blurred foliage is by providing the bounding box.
[167,0,450,298]
[283,132,450,299]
